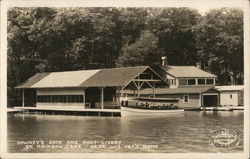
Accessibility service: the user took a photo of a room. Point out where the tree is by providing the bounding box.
[194,8,243,84]
[145,8,201,66]
[7,7,57,106]
[7,7,244,106]
[116,30,163,67]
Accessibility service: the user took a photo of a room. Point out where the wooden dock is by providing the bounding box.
[13,106,121,117]
[200,106,244,111]
[7,108,24,113]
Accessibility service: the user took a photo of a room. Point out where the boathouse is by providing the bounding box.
[16,66,167,109]
[122,87,220,108]
[122,65,220,108]
[162,65,220,108]
[215,85,244,106]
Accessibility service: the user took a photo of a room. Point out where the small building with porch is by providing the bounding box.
[16,66,167,110]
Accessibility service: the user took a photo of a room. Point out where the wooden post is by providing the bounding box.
[117,88,121,107]
[217,94,220,107]
[100,87,104,109]
[137,75,140,98]
[83,88,86,109]
[35,90,37,107]
[153,82,155,98]
[199,93,202,108]
[137,88,140,98]
[201,94,204,110]
[22,89,25,107]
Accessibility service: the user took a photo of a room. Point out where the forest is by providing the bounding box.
[7,7,243,106]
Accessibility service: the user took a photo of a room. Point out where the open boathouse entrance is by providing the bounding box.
[16,66,167,112]
[201,89,220,107]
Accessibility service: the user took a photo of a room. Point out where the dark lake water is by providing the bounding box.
[8,111,243,153]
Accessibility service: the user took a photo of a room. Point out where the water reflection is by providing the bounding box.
[8,111,243,153]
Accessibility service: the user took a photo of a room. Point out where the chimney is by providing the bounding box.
[196,62,201,69]
[161,56,167,66]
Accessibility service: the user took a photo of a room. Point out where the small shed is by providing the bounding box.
[215,85,244,106]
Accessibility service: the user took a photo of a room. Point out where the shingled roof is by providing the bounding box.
[161,65,217,78]
[16,66,165,88]
[16,73,50,88]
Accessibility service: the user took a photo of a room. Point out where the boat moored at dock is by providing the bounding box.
[120,97,184,117]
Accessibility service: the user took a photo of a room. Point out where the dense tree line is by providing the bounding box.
[7,7,243,106]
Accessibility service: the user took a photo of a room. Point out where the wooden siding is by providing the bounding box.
[154,94,200,108]
[220,91,243,106]
[37,102,84,109]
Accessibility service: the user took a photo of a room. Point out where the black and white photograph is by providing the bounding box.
[0,0,249,158]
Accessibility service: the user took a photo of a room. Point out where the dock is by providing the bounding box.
[13,107,121,117]
[200,106,244,111]
[7,108,24,113]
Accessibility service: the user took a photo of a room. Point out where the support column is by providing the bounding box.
[137,75,140,98]
[22,89,25,107]
[83,88,86,109]
[199,93,202,107]
[201,94,204,110]
[100,87,104,109]
[117,88,121,107]
[35,90,37,107]
[153,82,155,98]
[217,94,220,107]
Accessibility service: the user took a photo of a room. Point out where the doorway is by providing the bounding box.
[203,95,218,107]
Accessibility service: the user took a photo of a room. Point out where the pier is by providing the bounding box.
[12,107,121,117]
[200,106,244,111]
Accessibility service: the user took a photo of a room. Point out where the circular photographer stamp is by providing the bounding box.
[211,129,240,149]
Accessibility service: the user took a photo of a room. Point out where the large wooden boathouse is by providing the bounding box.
[16,66,167,111]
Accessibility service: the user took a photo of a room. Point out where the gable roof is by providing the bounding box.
[122,86,220,95]
[161,65,217,78]
[16,66,166,89]
[16,73,50,88]
[32,69,100,88]
[80,66,149,87]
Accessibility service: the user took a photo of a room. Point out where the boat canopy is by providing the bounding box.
[136,97,179,102]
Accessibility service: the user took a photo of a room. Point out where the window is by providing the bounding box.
[60,95,67,102]
[167,79,176,85]
[187,79,196,85]
[179,79,187,85]
[198,79,205,85]
[173,79,176,85]
[230,94,232,99]
[52,95,59,102]
[37,95,51,103]
[37,95,83,103]
[206,79,214,85]
[183,94,189,103]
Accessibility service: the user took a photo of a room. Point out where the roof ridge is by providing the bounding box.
[34,66,148,74]
[166,65,195,67]
[99,65,148,71]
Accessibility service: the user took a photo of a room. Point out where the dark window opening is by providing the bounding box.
[183,94,189,103]
[198,79,205,85]
[179,79,187,85]
[37,95,83,103]
[206,79,214,85]
[188,79,196,85]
